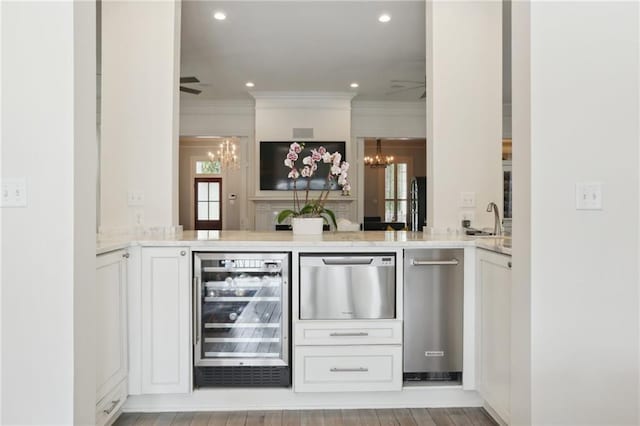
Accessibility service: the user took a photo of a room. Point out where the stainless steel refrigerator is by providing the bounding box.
[409,176,427,231]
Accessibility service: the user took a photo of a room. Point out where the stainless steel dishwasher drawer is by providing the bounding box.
[299,253,396,320]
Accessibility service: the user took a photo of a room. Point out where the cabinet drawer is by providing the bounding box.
[96,379,127,426]
[295,321,402,345]
[294,345,402,392]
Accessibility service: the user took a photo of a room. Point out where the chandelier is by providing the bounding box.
[364,139,394,168]
[209,139,239,171]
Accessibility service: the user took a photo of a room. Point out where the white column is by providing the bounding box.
[426,0,503,230]
[100,0,182,231]
[1,1,96,424]
[513,2,640,424]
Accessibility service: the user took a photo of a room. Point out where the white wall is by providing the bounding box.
[100,0,181,231]
[1,1,96,424]
[426,1,502,230]
[351,101,426,139]
[510,1,531,424]
[180,99,254,138]
[514,2,640,424]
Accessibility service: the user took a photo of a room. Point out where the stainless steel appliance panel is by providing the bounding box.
[299,254,395,320]
[403,249,464,375]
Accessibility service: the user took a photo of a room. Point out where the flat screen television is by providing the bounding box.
[260,141,347,191]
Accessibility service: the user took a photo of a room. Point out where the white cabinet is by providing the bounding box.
[140,247,191,394]
[476,249,512,424]
[294,320,402,392]
[294,345,402,392]
[96,249,129,426]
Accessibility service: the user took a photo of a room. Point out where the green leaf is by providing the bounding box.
[322,208,337,228]
[276,209,297,223]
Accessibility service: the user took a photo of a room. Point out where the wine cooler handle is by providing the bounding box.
[193,276,200,345]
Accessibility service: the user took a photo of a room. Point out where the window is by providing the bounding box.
[195,160,221,175]
[384,163,408,223]
[195,177,222,230]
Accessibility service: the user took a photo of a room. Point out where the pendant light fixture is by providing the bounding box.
[209,139,239,171]
[364,138,394,168]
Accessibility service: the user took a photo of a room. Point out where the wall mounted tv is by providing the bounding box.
[260,141,347,191]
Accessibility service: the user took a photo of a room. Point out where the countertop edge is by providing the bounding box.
[97,231,511,256]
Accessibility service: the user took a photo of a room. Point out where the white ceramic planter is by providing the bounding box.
[291,217,324,235]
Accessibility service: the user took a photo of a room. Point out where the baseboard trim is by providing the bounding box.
[123,387,483,412]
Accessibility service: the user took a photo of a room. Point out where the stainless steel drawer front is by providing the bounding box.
[299,254,396,320]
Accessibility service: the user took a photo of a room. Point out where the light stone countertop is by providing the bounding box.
[96,230,512,256]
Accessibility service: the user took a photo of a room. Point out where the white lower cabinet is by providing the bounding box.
[294,320,402,392]
[140,247,191,394]
[295,345,402,392]
[295,320,402,346]
[96,250,129,426]
[476,249,512,424]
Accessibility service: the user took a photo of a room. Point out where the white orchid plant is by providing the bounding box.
[276,142,351,228]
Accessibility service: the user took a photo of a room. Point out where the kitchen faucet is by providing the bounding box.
[486,202,502,236]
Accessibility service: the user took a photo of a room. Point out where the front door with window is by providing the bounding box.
[195,177,222,230]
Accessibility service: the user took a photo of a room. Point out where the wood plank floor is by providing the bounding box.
[113,408,497,426]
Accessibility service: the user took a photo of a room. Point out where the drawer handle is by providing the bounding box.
[330,367,369,373]
[103,398,121,415]
[122,253,130,259]
[329,332,369,337]
[322,258,373,265]
[411,259,459,266]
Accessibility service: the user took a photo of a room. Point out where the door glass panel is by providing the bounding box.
[385,201,395,222]
[209,202,220,220]
[198,182,209,202]
[384,164,395,199]
[397,163,408,199]
[209,182,220,201]
[198,202,209,220]
[197,255,285,362]
[397,200,408,224]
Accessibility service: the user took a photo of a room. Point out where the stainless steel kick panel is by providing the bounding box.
[299,254,396,320]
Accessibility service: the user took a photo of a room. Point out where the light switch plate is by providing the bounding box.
[127,191,144,206]
[0,178,27,207]
[575,182,603,210]
[460,192,476,208]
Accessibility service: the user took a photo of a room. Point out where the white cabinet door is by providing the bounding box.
[96,250,128,423]
[141,247,191,394]
[477,249,512,424]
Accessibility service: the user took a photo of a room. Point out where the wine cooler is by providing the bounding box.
[193,252,291,387]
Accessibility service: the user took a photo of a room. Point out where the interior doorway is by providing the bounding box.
[361,138,426,230]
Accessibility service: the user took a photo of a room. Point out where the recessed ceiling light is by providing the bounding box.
[350,82,359,88]
[378,14,391,23]
[213,11,226,21]
[245,82,255,88]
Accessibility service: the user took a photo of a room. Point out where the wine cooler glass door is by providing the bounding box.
[194,253,289,367]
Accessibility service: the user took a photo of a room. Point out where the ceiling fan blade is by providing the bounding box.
[180,86,202,95]
[390,79,424,85]
[385,85,423,95]
[180,76,199,84]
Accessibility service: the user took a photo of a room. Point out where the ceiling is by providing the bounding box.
[180,1,427,101]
